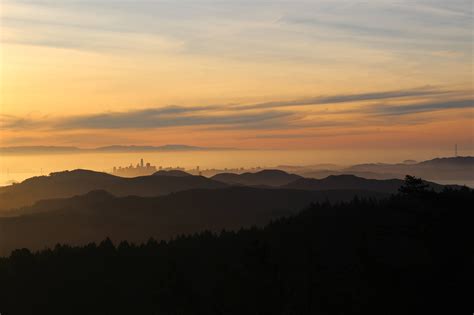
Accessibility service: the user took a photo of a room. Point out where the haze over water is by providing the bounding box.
[1,148,469,186]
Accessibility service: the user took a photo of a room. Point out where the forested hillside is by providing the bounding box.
[1,184,472,314]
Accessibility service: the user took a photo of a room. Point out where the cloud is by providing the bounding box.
[248,129,379,140]
[237,86,454,110]
[5,0,471,61]
[281,1,472,43]
[0,114,45,130]
[430,50,464,58]
[16,106,293,130]
[369,99,473,116]
[1,88,471,133]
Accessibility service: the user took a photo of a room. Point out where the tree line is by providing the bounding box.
[0,178,472,314]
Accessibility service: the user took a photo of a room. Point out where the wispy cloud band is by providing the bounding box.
[369,99,473,116]
[236,86,454,110]
[1,87,471,132]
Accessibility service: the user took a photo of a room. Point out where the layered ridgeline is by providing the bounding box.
[0,170,226,211]
[0,169,453,211]
[1,188,472,314]
[211,169,302,187]
[299,156,474,181]
[0,187,386,255]
[0,168,461,255]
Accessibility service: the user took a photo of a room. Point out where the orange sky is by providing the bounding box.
[1,0,473,151]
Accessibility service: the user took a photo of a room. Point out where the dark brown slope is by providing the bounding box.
[153,170,192,177]
[283,174,448,193]
[212,169,302,186]
[0,169,227,211]
[0,187,386,255]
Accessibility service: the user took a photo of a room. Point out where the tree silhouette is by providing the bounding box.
[399,175,429,194]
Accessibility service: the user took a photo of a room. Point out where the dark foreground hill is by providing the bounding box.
[0,187,384,256]
[0,188,472,314]
[0,169,226,211]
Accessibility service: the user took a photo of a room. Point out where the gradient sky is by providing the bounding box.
[0,0,473,150]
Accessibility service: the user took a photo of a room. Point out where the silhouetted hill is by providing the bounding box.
[346,156,474,181]
[1,188,472,314]
[6,190,116,217]
[283,174,448,193]
[212,169,302,186]
[418,156,474,167]
[153,170,192,177]
[0,187,385,255]
[287,157,474,182]
[0,169,226,211]
[301,170,401,180]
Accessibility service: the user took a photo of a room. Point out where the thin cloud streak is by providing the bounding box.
[57,109,293,130]
[368,99,473,116]
[247,129,380,140]
[236,86,454,110]
[1,88,471,132]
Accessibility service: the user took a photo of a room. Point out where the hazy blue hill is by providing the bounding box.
[0,169,226,211]
[212,169,302,186]
[283,174,448,193]
[345,156,474,181]
[417,156,474,167]
[0,187,386,255]
[348,157,474,171]
[277,157,474,182]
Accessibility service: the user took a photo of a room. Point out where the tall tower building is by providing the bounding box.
[140,158,144,168]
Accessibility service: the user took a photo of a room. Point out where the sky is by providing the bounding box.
[0,0,473,151]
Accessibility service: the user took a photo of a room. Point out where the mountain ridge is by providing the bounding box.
[1,168,463,212]
[283,174,450,193]
[0,169,227,211]
[0,186,387,255]
[212,169,302,186]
